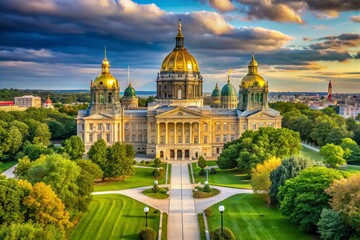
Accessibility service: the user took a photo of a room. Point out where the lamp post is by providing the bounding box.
[144,206,149,227]
[204,181,208,186]
[218,205,225,237]
[154,180,158,186]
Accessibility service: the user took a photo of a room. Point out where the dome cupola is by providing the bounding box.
[211,83,220,97]
[221,74,237,97]
[241,53,265,89]
[124,83,136,98]
[92,48,119,89]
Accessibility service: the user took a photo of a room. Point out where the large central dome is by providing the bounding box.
[160,20,199,73]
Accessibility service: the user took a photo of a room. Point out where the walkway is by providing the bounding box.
[168,162,199,240]
[2,164,17,178]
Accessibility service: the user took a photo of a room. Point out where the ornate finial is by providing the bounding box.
[178,19,182,33]
[227,68,232,83]
[104,46,107,59]
[128,65,130,85]
[252,52,254,60]
[215,82,218,88]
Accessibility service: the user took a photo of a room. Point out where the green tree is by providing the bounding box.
[217,144,239,169]
[340,138,360,164]
[320,144,346,168]
[32,123,51,146]
[63,135,85,160]
[0,175,25,224]
[10,120,29,140]
[317,209,350,240]
[88,139,107,181]
[125,144,135,159]
[198,156,207,170]
[14,156,34,179]
[75,160,103,211]
[23,142,53,161]
[7,126,23,155]
[24,154,81,210]
[0,222,64,240]
[106,143,134,180]
[153,158,161,168]
[278,167,346,232]
[269,156,314,205]
[46,120,65,140]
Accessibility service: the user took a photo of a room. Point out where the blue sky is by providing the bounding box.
[0,0,359,92]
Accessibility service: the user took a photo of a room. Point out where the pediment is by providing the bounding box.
[83,113,114,120]
[156,107,202,119]
[247,110,279,119]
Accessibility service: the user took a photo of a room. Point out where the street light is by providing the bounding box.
[204,181,208,185]
[154,180,158,185]
[144,206,149,227]
[218,205,225,237]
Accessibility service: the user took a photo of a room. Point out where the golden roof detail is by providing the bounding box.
[241,53,266,89]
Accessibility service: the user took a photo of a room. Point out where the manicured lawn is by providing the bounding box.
[0,160,17,173]
[339,165,360,172]
[299,146,323,162]
[193,188,220,198]
[161,213,168,240]
[197,213,206,240]
[137,162,167,169]
[94,167,166,192]
[192,163,251,189]
[206,194,315,240]
[70,195,160,240]
[142,188,169,199]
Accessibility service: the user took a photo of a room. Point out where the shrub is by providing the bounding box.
[204,208,212,217]
[203,184,211,193]
[152,184,160,193]
[145,161,151,164]
[153,209,160,214]
[154,158,161,168]
[211,227,235,240]
[139,227,156,240]
[159,188,167,194]
[317,209,350,240]
[199,169,206,176]
[152,169,163,179]
[132,160,137,165]
[140,160,145,164]
[210,168,217,174]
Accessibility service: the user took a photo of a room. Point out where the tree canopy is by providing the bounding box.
[320,144,346,168]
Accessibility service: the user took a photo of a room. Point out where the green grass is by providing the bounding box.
[299,146,323,162]
[137,162,167,168]
[197,213,206,240]
[94,167,166,192]
[142,189,169,199]
[192,163,251,189]
[70,195,160,240]
[206,194,315,240]
[166,163,171,184]
[193,188,220,198]
[339,165,360,172]
[161,212,168,240]
[0,160,17,173]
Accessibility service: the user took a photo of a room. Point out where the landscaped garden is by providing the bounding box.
[0,160,17,172]
[205,194,315,240]
[94,166,167,192]
[298,146,323,162]
[192,163,251,189]
[70,194,160,240]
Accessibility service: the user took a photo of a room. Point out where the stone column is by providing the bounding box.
[190,122,193,144]
[174,122,177,144]
[165,122,168,144]
[182,122,185,144]
[157,122,160,144]
[84,122,88,143]
[198,122,201,144]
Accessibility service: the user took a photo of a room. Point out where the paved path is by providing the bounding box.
[168,162,199,240]
[301,142,320,152]
[2,164,17,178]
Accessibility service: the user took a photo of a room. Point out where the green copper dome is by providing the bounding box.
[221,81,237,97]
[124,83,136,98]
[211,83,220,97]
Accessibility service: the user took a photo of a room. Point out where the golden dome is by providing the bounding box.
[160,19,199,73]
[92,49,119,89]
[241,53,266,89]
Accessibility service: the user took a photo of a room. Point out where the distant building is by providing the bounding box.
[327,80,332,102]
[15,95,41,108]
[43,96,54,109]
[0,101,27,112]
[339,104,360,119]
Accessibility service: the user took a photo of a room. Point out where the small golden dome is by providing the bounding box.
[92,48,119,89]
[160,19,199,73]
[241,53,265,89]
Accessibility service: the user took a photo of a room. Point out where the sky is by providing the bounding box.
[0,0,360,93]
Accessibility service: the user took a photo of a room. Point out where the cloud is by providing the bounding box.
[209,0,235,12]
[309,33,360,51]
[351,15,360,22]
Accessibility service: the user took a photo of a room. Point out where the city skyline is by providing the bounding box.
[0,0,360,93]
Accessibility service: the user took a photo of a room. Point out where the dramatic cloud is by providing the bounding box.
[351,15,360,22]
[209,0,235,12]
[309,33,360,51]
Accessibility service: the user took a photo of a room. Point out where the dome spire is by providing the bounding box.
[175,18,185,49]
[101,46,110,74]
[227,69,232,83]
[248,52,258,74]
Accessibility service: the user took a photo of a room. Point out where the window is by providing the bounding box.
[223,135,228,142]
[98,124,102,131]
[268,123,274,127]
[139,123,143,130]
[259,123,264,128]
[144,136,147,142]
[223,123,228,131]
[151,124,155,131]
[132,135,136,142]
[243,123,247,130]
[81,124,84,131]
[231,123,235,130]
[144,124,147,130]
[231,135,235,141]
[252,123,257,130]
[132,123,136,131]
[125,135,130,142]
[125,123,129,130]
[215,123,220,131]
[89,123,93,130]
[194,137,198,144]
[151,136,155,144]
[139,135,142,142]
[89,133,93,142]
[186,137,190,143]
[178,136,182,143]
[106,123,111,131]
[97,133,102,140]
[216,135,220,143]
[204,136,207,144]
[203,123,208,131]
[106,133,111,142]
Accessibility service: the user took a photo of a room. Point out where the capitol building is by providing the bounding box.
[77,21,282,160]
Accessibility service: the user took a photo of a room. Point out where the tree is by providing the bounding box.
[24,154,81,210]
[0,175,25,224]
[198,156,207,170]
[278,167,346,232]
[26,120,51,146]
[325,173,360,232]
[46,120,65,140]
[217,144,239,169]
[23,182,73,231]
[251,157,281,204]
[320,144,346,168]
[0,222,64,240]
[153,158,161,168]
[63,135,85,160]
[75,160,103,211]
[88,139,107,181]
[23,142,53,161]
[125,144,135,159]
[269,156,314,205]
[106,143,134,180]
[7,126,23,155]
[340,138,360,164]
[14,156,34,179]
[317,209,350,240]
